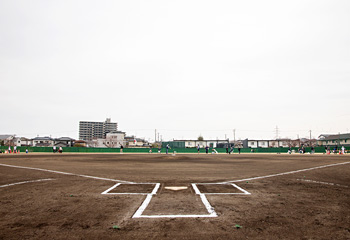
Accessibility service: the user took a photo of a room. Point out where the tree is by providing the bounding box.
[197,136,204,141]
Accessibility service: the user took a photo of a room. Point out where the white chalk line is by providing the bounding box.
[232,183,251,195]
[0,178,55,188]
[132,183,162,218]
[132,184,217,218]
[101,183,159,195]
[0,163,134,184]
[297,179,349,188]
[193,183,251,195]
[219,161,350,184]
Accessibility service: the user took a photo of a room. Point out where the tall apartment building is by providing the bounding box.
[79,118,118,141]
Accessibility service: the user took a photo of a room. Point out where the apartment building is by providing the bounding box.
[79,118,118,141]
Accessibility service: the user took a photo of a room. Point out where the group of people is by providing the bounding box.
[199,145,241,154]
[1,146,29,154]
[325,145,347,154]
[148,144,172,154]
[52,146,63,153]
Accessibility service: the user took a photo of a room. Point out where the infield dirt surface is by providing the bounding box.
[0,153,349,239]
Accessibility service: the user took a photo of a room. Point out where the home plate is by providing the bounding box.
[164,186,188,191]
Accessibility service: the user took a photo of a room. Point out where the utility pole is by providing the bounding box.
[309,130,312,147]
[155,129,157,143]
[275,126,279,139]
[233,129,236,142]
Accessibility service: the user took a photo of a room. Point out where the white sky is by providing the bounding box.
[1,0,349,141]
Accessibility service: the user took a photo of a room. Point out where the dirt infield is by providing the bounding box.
[0,153,349,239]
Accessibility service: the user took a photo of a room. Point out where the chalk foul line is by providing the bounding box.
[0,163,134,184]
[220,161,350,184]
[0,178,55,188]
[297,179,349,188]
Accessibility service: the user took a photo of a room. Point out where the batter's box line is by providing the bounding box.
[101,183,160,195]
[132,184,217,218]
[192,183,251,195]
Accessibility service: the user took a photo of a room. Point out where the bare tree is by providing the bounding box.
[87,139,98,148]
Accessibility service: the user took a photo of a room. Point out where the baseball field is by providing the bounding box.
[0,153,349,239]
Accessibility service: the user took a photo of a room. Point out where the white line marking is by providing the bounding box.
[132,183,160,218]
[102,183,159,195]
[134,214,217,218]
[151,183,161,195]
[0,178,54,188]
[193,183,251,195]
[101,183,121,194]
[220,161,350,183]
[191,183,202,194]
[198,194,217,217]
[297,179,349,188]
[164,186,188,191]
[232,183,251,195]
[132,194,154,218]
[132,184,217,218]
[0,163,134,184]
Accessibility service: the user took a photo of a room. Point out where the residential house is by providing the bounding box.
[317,133,350,147]
[0,135,15,146]
[54,137,75,148]
[15,137,33,146]
[242,138,302,148]
[103,131,125,148]
[125,136,148,147]
[74,140,87,147]
[87,131,126,148]
[173,139,230,148]
[32,136,54,147]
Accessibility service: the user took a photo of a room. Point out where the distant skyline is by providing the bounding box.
[1,0,349,142]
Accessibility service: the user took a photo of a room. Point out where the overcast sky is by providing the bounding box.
[1,0,349,141]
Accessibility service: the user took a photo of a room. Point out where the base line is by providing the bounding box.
[0,178,54,188]
[297,179,349,188]
[220,161,350,184]
[0,163,134,184]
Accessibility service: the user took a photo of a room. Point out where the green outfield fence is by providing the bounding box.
[0,146,333,154]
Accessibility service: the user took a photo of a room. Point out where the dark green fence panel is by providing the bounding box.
[0,146,345,154]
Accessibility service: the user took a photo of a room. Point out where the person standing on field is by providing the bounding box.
[197,144,200,154]
[120,143,124,153]
[166,144,170,154]
[229,146,234,154]
[205,145,209,154]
